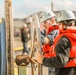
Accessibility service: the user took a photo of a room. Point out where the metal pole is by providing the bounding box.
[51,0,53,11]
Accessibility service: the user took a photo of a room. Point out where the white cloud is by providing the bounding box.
[0,6,4,18]
[13,0,51,18]
[0,2,4,18]
[53,0,76,11]
[13,0,76,18]
[0,0,76,18]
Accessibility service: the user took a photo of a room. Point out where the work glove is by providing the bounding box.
[34,52,44,64]
[44,37,50,44]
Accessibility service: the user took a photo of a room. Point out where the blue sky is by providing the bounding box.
[0,0,76,18]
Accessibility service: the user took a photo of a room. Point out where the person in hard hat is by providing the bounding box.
[35,10,76,75]
[39,10,59,75]
[21,24,30,55]
[39,9,59,44]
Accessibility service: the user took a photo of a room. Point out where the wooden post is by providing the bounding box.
[4,0,14,75]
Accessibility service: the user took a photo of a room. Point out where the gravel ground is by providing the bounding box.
[14,37,31,48]
[14,37,23,48]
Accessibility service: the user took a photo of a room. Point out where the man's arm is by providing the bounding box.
[42,36,71,68]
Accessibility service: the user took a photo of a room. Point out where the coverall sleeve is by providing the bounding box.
[46,30,59,45]
[42,36,71,68]
[40,30,46,45]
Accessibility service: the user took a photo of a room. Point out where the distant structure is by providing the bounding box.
[14,1,76,36]
[50,1,76,18]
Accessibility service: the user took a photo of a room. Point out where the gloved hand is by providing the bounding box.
[34,52,44,64]
[44,37,50,44]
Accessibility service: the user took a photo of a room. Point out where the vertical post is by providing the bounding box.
[51,0,53,11]
[0,19,6,75]
[4,0,14,75]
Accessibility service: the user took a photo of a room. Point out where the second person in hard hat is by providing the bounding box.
[35,10,76,75]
